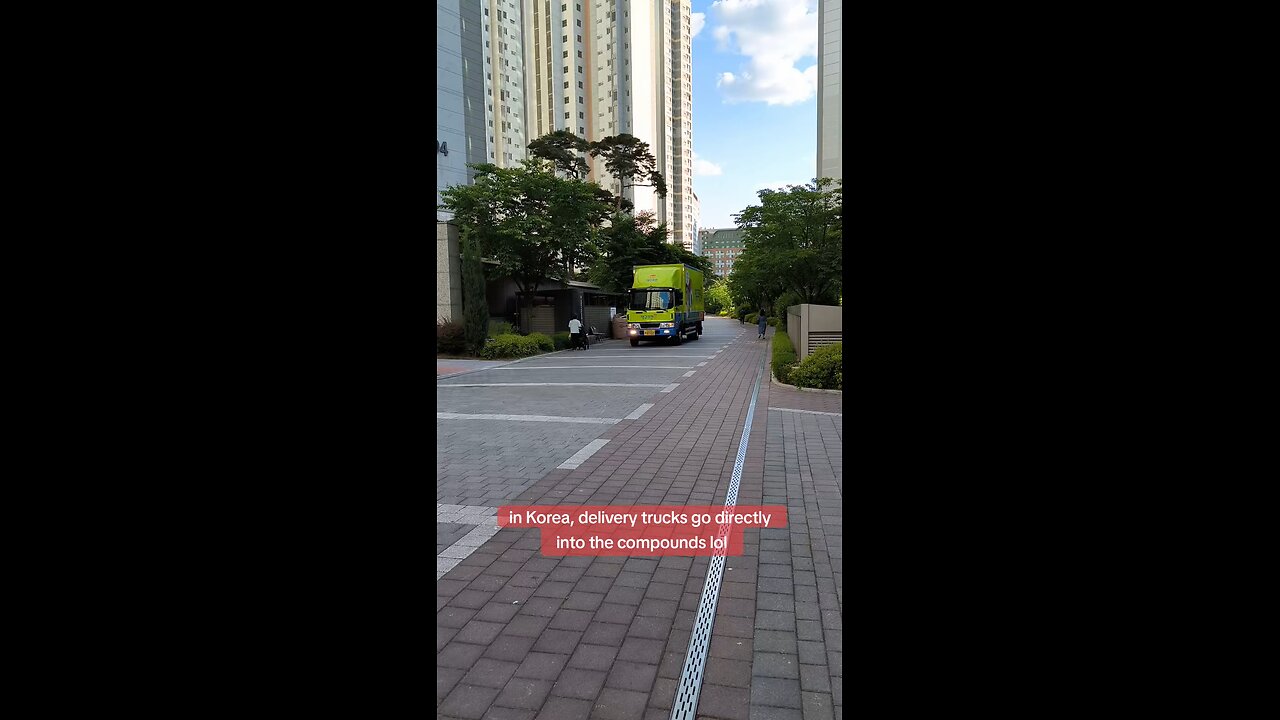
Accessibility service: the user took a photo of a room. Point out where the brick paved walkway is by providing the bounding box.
[437,325,842,720]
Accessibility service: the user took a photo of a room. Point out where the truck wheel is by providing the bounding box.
[696,322,703,336]
[630,338,640,347]
[672,329,683,345]
[690,327,700,341]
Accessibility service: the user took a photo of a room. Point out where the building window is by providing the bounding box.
[577,35,581,42]
[578,96,583,103]
[565,112,570,119]
[576,19,581,26]
[577,50,582,57]
[578,81,583,88]
[563,34,568,42]
[563,50,568,57]
[562,20,567,27]
[563,65,569,73]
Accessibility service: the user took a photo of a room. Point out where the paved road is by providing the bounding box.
[437,318,842,720]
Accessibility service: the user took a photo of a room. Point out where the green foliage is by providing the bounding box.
[461,236,488,352]
[528,332,554,352]
[771,329,799,385]
[551,331,574,350]
[488,320,516,337]
[478,333,548,359]
[588,134,668,209]
[588,211,675,293]
[705,281,733,315]
[767,317,779,327]
[528,130,590,179]
[731,178,842,310]
[790,343,842,390]
[746,312,758,325]
[440,159,613,308]
[437,321,466,354]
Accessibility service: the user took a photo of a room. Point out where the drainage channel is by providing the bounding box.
[669,350,767,720]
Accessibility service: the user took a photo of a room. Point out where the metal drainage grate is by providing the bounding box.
[669,354,766,720]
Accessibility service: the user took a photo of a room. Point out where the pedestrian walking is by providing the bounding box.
[757,309,768,340]
[569,314,584,350]
[739,309,745,325]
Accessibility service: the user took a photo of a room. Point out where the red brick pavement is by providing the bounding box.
[437,327,842,720]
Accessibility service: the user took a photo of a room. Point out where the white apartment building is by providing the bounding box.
[521,0,696,249]
[439,0,696,245]
[816,0,842,182]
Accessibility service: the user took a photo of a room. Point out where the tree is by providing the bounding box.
[528,130,590,179]
[732,178,842,308]
[588,211,674,293]
[705,279,734,315]
[461,234,488,352]
[588,134,668,211]
[441,160,614,326]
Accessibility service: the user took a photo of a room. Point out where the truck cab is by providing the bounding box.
[626,264,704,346]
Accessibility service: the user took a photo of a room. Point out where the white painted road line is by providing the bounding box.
[682,370,696,377]
[624,403,655,420]
[769,407,843,417]
[437,412,619,424]
[557,439,611,469]
[661,383,679,393]
[697,362,708,367]
[493,365,696,370]
[438,382,668,387]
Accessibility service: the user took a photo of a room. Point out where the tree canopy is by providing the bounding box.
[440,159,614,310]
[588,134,668,211]
[730,178,842,310]
[527,129,590,179]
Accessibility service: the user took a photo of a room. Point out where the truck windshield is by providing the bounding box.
[630,290,673,311]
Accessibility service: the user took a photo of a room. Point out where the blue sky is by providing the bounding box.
[689,0,819,230]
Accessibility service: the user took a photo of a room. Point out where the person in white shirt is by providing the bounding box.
[568,315,584,350]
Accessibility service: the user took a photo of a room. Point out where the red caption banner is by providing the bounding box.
[498,505,787,556]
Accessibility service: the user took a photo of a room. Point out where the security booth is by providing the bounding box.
[582,291,628,337]
[514,281,609,336]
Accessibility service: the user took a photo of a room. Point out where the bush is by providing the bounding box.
[551,332,573,350]
[772,330,799,385]
[528,332,554,352]
[488,319,516,337]
[746,312,758,325]
[767,317,779,327]
[478,333,545,359]
[790,343,842,390]
[437,321,466,354]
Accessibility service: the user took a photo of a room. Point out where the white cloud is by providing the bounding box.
[692,152,723,176]
[709,0,819,106]
[690,12,706,39]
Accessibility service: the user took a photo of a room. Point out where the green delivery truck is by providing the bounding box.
[626,264,705,346]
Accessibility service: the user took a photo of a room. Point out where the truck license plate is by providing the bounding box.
[644,330,655,336]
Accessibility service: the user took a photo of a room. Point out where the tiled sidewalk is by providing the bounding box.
[437,328,842,720]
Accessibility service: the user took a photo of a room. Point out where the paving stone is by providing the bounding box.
[462,658,520,689]
[749,705,804,720]
[439,683,502,720]
[649,677,678,709]
[534,696,592,720]
[801,691,834,720]
[582,621,629,646]
[605,660,657,692]
[703,656,752,688]
[439,641,488,669]
[695,683,750,720]
[605,585,646,606]
[440,605,480,629]
[532,629,582,655]
[493,677,552,711]
[549,667,607,700]
[476,602,522,624]
[795,620,823,641]
[505,614,552,638]
[799,665,830,693]
[513,651,569,680]
[617,636,665,665]
[595,602,639,625]
[562,591,606,611]
[627,615,673,640]
[753,652,800,679]
[438,666,466,703]
[750,677,802,709]
[757,593,796,612]
[484,634,538,663]
[568,643,619,669]
[482,706,535,720]
[754,611,795,632]
[796,641,826,666]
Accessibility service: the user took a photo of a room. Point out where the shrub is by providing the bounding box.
[746,312,758,325]
[528,332,554,352]
[488,319,516,337]
[478,333,545,359]
[767,317,779,327]
[790,343,842,390]
[551,332,573,350]
[437,321,466,354]
[772,330,799,385]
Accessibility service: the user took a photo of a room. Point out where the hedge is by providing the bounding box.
[771,330,799,385]
[790,343,842,390]
[478,333,552,359]
[437,321,466,354]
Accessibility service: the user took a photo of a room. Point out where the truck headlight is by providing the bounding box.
[628,323,640,329]
[659,322,675,328]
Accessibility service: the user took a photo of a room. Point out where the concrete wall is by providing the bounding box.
[787,303,844,360]
[437,222,463,322]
